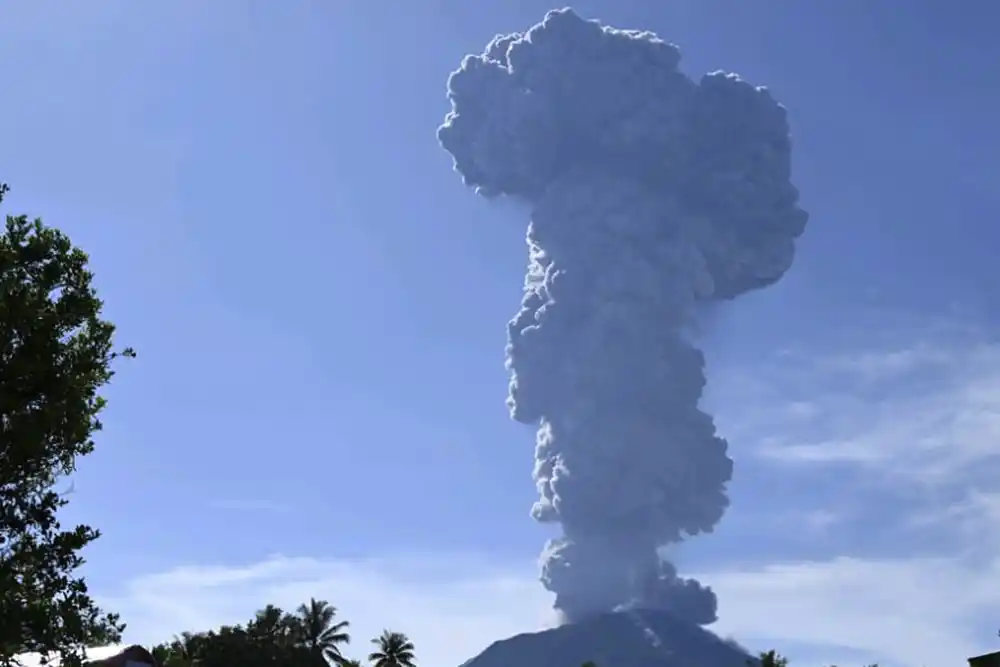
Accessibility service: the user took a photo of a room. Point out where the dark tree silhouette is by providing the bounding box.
[296,598,351,666]
[368,631,416,667]
[0,183,132,667]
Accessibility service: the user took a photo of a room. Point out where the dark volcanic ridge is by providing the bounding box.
[460,610,755,667]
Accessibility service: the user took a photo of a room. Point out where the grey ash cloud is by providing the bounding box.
[438,7,807,625]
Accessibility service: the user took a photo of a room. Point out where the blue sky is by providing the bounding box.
[3,2,1000,667]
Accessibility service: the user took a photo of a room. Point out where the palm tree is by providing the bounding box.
[340,660,365,667]
[368,631,416,667]
[296,597,351,666]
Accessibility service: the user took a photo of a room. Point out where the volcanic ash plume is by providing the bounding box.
[437,8,807,625]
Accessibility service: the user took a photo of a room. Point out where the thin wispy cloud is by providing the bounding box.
[702,554,1000,667]
[98,554,551,667]
[703,316,1000,664]
[93,550,999,667]
[717,320,1000,487]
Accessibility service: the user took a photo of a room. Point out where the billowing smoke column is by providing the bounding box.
[438,8,807,625]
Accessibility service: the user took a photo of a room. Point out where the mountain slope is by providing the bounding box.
[460,609,754,667]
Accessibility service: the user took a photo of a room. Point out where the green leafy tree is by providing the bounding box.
[248,605,290,644]
[150,601,333,667]
[0,183,133,667]
[368,631,416,667]
[295,598,351,666]
[249,605,305,667]
[757,650,789,667]
[752,649,880,667]
[150,642,188,667]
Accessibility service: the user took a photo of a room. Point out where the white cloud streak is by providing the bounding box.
[701,318,1000,665]
[90,549,1000,667]
[98,554,552,667]
[703,555,1000,667]
[717,323,1000,488]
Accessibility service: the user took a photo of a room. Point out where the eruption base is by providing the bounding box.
[457,609,756,667]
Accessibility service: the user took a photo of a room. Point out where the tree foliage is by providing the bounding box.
[367,631,416,667]
[0,183,132,667]
[297,598,350,666]
[151,601,413,667]
[758,650,790,667]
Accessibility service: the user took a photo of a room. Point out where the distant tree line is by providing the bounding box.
[149,600,415,667]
